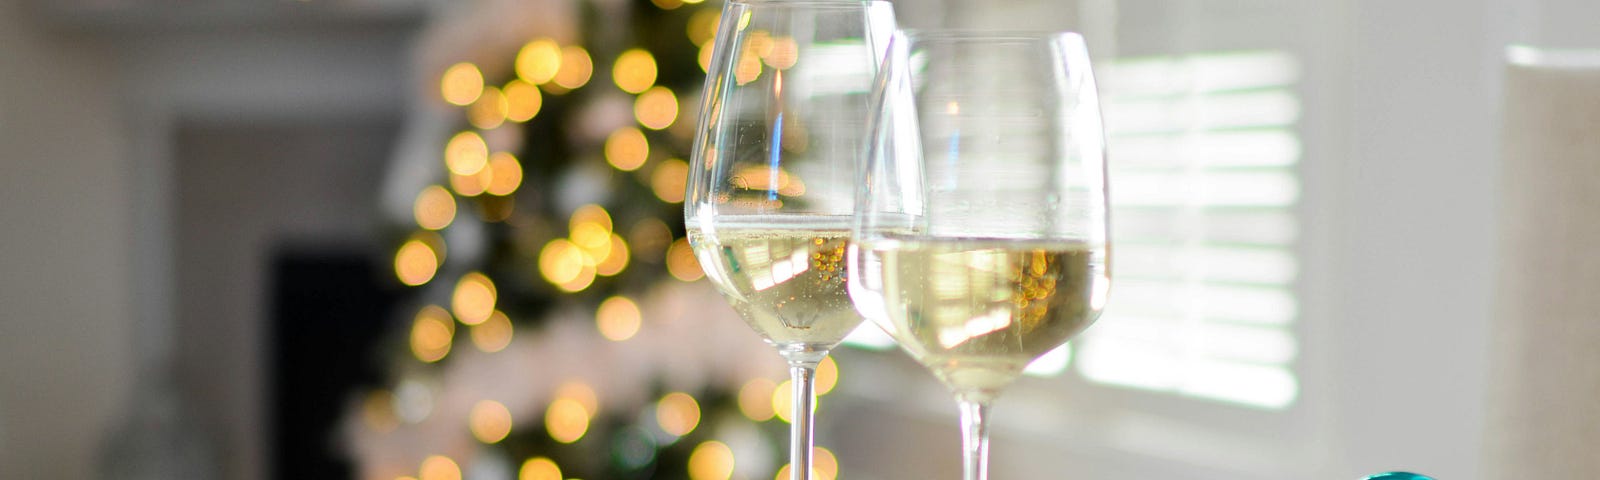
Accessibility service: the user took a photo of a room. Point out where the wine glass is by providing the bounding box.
[684,1,895,478]
[849,31,1110,479]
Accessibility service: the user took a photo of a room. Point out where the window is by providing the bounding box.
[1075,50,1302,410]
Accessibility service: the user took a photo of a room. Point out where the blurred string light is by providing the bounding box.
[613,48,658,94]
[687,441,734,480]
[469,399,514,444]
[655,392,701,437]
[687,10,719,47]
[518,457,561,480]
[471,310,514,353]
[445,131,490,176]
[442,62,484,106]
[450,167,492,197]
[665,238,704,281]
[815,356,839,395]
[419,455,461,480]
[634,86,679,130]
[414,185,457,231]
[452,272,498,325]
[504,80,543,122]
[596,296,642,341]
[774,447,838,480]
[604,127,650,171]
[545,396,590,444]
[485,152,523,196]
[737,378,776,421]
[763,37,799,70]
[549,46,594,93]
[410,306,455,363]
[469,86,509,129]
[651,158,689,203]
[770,380,793,423]
[516,39,562,84]
[555,381,600,415]
[395,239,440,286]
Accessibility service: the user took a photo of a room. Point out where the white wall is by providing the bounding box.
[0,1,136,478]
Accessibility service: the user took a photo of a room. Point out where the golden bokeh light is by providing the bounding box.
[519,457,562,480]
[569,204,614,233]
[651,158,689,203]
[629,218,673,262]
[687,9,719,47]
[504,80,543,122]
[734,52,763,85]
[732,165,806,196]
[737,378,777,421]
[469,86,509,129]
[634,86,679,130]
[595,234,630,276]
[613,49,659,94]
[697,42,715,73]
[604,127,649,171]
[470,310,514,353]
[410,306,454,363]
[545,397,590,444]
[539,239,585,285]
[570,222,613,262]
[414,185,457,231]
[395,240,439,286]
[771,379,793,423]
[445,131,490,176]
[763,37,799,70]
[485,152,523,196]
[451,272,497,325]
[595,296,641,342]
[561,263,596,292]
[746,31,775,59]
[650,0,682,9]
[774,448,838,480]
[419,455,461,480]
[441,62,484,106]
[687,441,734,480]
[816,355,839,395]
[682,0,703,4]
[655,392,702,437]
[516,39,562,84]
[555,381,600,415]
[469,399,514,444]
[450,167,491,197]
[553,46,594,90]
[666,238,705,281]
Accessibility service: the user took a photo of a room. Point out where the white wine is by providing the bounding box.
[688,218,862,351]
[852,238,1108,399]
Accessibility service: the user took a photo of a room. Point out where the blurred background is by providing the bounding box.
[2,0,1597,479]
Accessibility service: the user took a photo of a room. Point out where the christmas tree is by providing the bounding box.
[343,1,849,479]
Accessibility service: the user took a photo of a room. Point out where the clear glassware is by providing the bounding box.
[849,31,1111,480]
[684,1,895,479]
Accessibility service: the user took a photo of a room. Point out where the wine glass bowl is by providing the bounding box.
[849,30,1109,479]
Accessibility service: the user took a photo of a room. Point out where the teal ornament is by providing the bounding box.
[1364,473,1433,480]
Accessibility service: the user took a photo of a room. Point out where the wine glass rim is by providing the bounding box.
[726,0,893,8]
[900,29,1086,43]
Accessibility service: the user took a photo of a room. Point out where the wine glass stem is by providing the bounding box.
[959,398,993,480]
[788,361,819,480]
